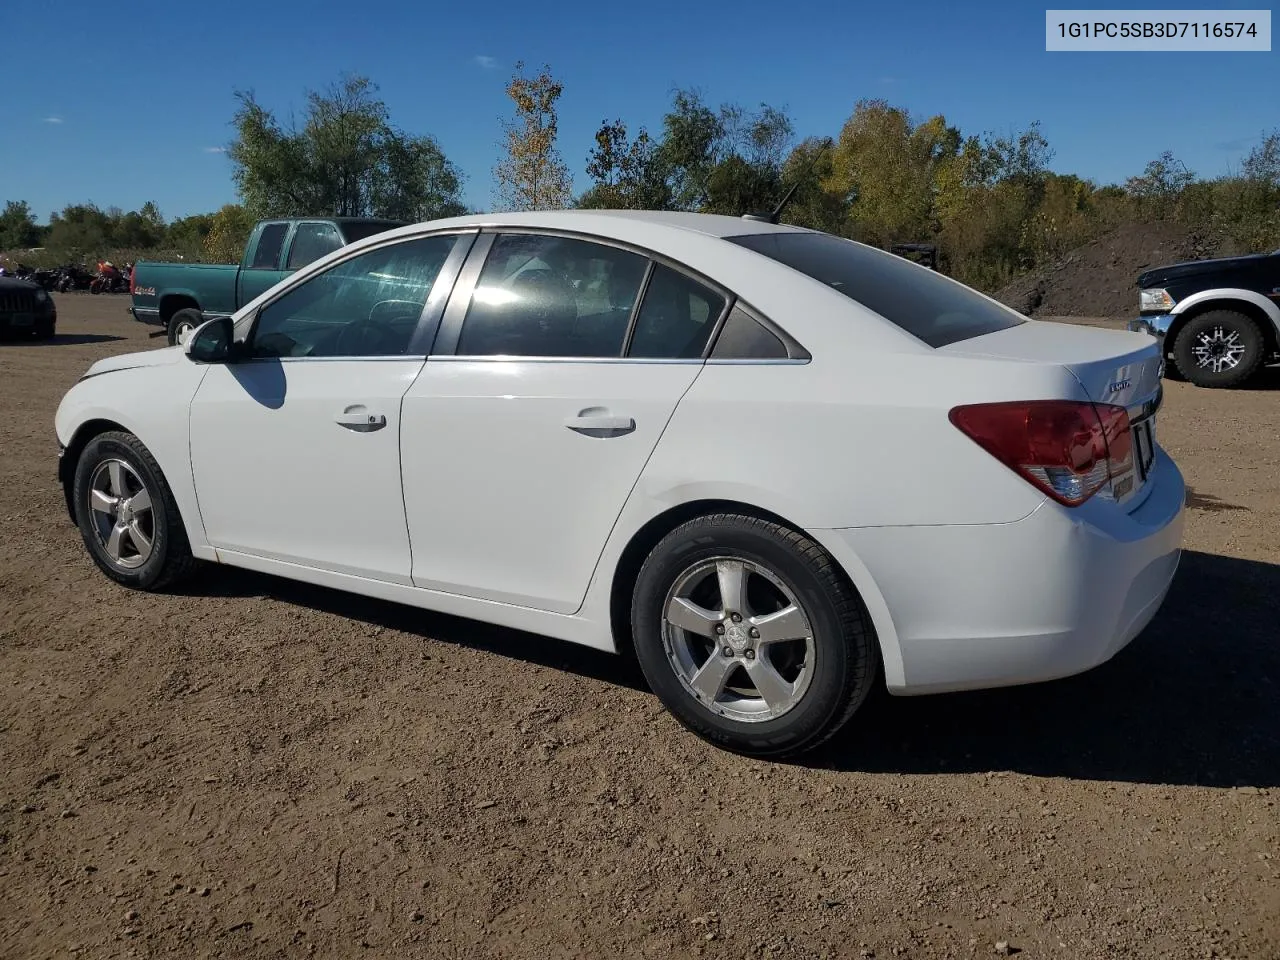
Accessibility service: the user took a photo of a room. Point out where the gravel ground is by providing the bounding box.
[2,296,1278,960]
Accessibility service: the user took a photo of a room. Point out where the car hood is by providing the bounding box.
[1137,253,1271,287]
[83,345,187,378]
[0,276,41,292]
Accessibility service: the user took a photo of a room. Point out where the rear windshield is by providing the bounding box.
[726,231,1024,348]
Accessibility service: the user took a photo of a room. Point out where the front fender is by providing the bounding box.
[55,364,212,556]
[1171,288,1280,335]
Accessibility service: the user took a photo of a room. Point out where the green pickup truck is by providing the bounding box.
[129,217,406,344]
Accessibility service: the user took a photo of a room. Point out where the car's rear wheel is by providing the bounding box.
[630,513,878,758]
[72,431,200,590]
[1172,310,1265,388]
[167,308,203,347]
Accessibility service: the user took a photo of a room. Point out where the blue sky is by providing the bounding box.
[2,0,1276,223]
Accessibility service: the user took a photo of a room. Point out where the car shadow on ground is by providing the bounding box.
[178,549,1278,788]
[0,334,127,346]
[818,549,1280,788]
[179,565,649,693]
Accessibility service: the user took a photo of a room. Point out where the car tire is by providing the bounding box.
[630,513,878,758]
[72,430,200,590]
[167,308,203,347]
[1172,309,1265,388]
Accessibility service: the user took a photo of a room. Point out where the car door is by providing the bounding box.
[189,231,474,583]
[235,221,294,308]
[400,231,731,614]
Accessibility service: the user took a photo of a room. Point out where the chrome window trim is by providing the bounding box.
[428,354,706,365]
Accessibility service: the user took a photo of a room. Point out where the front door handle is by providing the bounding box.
[336,406,387,432]
[564,409,636,438]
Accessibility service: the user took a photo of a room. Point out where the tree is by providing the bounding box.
[1124,151,1196,214]
[46,203,112,255]
[203,204,255,263]
[228,74,465,221]
[578,119,671,210]
[494,62,573,210]
[1242,130,1280,187]
[0,201,40,249]
[826,99,960,245]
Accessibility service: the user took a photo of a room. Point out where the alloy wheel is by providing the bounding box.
[661,556,816,722]
[1191,325,1247,373]
[87,459,155,569]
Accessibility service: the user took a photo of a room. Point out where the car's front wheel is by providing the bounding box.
[72,430,200,590]
[630,513,878,758]
[167,308,203,347]
[1172,309,1265,387]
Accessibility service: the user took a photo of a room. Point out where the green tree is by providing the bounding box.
[203,204,255,263]
[579,119,671,210]
[0,200,41,249]
[494,61,573,210]
[228,74,465,221]
[46,203,112,256]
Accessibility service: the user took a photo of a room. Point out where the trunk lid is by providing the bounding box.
[938,319,1162,406]
[939,319,1164,508]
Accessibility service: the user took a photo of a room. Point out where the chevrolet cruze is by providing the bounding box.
[55,211,1185,757]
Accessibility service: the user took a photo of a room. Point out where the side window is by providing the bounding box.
[710,305,789,359]
[250,235,459,359]
[457,233,648,357]
[627,264,726,359]
[287,222,344,270]
[250,223,289,269]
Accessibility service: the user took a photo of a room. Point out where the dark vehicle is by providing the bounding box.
[0,276,57,339]
[54,264,95,292]
[890,242,939,270]
[1130,249,1280,387]
[130,217,406,345]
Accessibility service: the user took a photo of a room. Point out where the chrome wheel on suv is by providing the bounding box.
[1172,309,1265,388]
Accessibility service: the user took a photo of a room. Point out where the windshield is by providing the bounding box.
[726,231,1025,348]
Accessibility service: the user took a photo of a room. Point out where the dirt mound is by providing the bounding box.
[994,221,1213,318]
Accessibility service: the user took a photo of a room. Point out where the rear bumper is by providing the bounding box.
[821,448,1186,695]
[1128,313,1174,340]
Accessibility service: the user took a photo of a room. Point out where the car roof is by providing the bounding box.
[401,209,814,240]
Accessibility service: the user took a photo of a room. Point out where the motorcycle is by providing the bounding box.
[90,260,129,294]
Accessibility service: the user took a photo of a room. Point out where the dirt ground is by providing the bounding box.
[2,295,1278,960]
[993,221,1216,319]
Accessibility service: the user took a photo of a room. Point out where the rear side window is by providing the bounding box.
[726,232,1024,348]
[627,265,725,359]
[287,222,344,269]
[711,305,789,359]
[251,223,289,269]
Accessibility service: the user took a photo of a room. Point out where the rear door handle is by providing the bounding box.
[564,410,636,438]
[336,406,387,432]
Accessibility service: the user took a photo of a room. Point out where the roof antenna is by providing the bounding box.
[741,136,835,225]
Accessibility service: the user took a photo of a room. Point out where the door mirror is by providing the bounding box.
[185,316,235,363]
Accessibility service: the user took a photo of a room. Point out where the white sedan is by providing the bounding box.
[54,211,1185,757]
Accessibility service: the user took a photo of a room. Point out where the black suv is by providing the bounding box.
[0,276,57,340]
[1130,250,1280,387]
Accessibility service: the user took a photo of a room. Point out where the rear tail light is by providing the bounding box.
[129,265,136,295]
[949,400,1132,506]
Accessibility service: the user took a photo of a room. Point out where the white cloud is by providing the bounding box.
[42,116,63,124]
[204,146,227,154]
[474,55,498,69]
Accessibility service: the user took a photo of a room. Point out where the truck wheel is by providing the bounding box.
[1172,309,1265,388]
[167,308,203,347]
